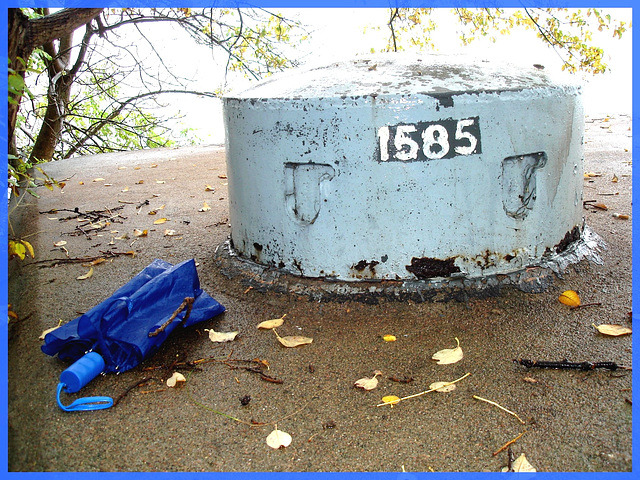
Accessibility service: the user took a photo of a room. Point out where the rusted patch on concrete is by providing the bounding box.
[555,225,582,254]
[406,256,461,279]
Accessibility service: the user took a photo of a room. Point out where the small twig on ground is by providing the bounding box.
[515,359,630,371]
[506,446,515,472]
[493,431,527,456]
[473,395,526,424]
[376,372,471,407]
[148,297,194,337]
[29,250,135,268]
[570,302,602,310]
[114,377,155,406]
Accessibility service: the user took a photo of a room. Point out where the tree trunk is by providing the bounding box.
[29,49,74,162]
[7,8,103,162]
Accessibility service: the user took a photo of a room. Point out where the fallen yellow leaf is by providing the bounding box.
[383,334,397,342]
[593,324,632,336]
[612,174,619,183]
[354,372,381,391]
[381,395,401,407]
[22,240,34,258]
[53,241,67,247]
[93,177,105,182]
[39,324,61,340]
[266,427,292,449]
[153,218,168,225]
[559,290,581,307]
[77,267,94,280]
[199,202,211,212]
[432,337,463,365]
[429,381,457,393]
[166,372,186,387]
[204,329,238,343]
[257,314,286,330]
[273,329,313,347]
[9,241,26,260]
[511,453,536,472]
[163,229,178,236]
[133,229,147,237]
[205,184,215,191]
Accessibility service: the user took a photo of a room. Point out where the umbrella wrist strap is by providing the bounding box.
[56,383,113,412]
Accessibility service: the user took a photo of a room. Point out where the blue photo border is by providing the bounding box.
[1,0,636,478]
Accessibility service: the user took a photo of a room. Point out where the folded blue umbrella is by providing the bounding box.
[42,258,225,411]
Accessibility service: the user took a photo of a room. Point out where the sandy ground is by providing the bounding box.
[6,114,632,472]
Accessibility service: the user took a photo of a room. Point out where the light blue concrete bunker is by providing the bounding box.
[223,54,584,282]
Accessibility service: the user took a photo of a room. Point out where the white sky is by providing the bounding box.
[114,8,633,145]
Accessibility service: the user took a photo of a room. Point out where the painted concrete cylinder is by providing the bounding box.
[223,54,584,281]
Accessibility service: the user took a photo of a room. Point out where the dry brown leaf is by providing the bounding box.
[593,324,632,336]
[148,210,157,215]
[166,372,186,388]
[612,174,619,183]
[429,381,457,393]
[266,428,292,449]
[558,290,581,307]
[612,213,630,220]
[76,267,94,280]
[83,258,106,267]
[591,202,608,211]
[136,180,144,184]
[257,314,286,330]
[153,218,168,225]
[205,329,238,343]
[432,337,463,365]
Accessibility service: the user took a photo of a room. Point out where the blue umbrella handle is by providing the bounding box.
[56,383,113,412]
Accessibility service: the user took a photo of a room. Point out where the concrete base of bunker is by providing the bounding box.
[213,225,605,304]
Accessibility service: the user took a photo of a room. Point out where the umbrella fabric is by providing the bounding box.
[42,258,225,373]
